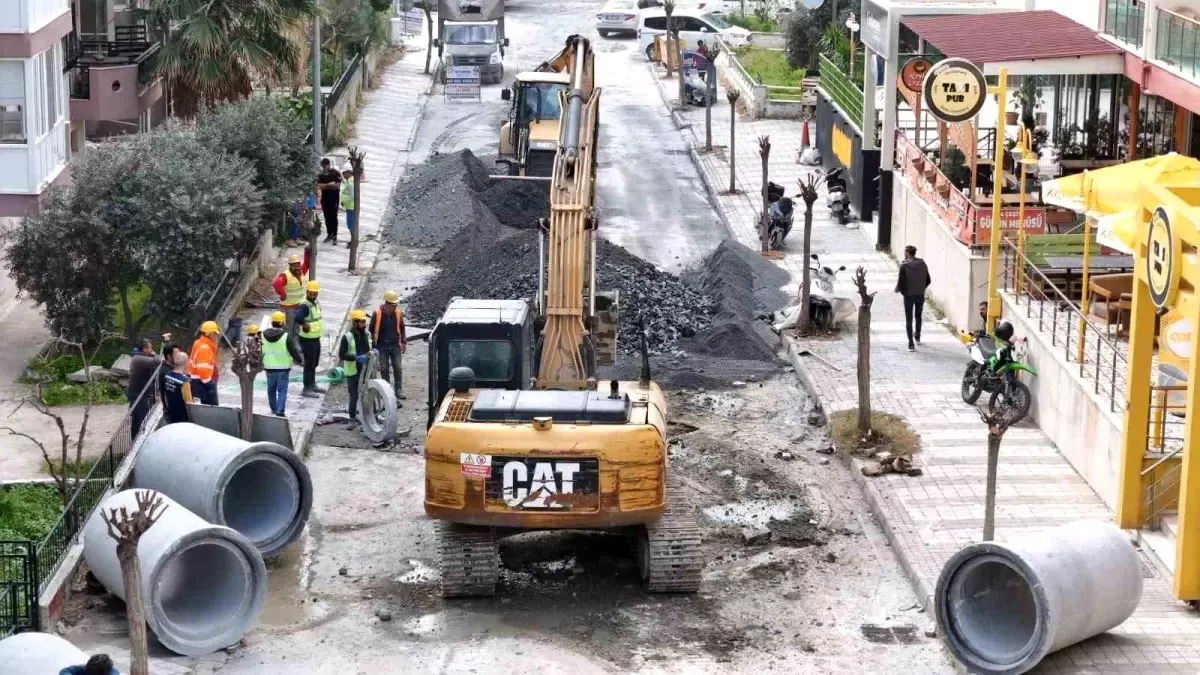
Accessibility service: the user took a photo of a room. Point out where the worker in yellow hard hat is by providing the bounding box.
[262,310,304,416]
[187,320,221,405]
[339,309,373,427]
[295,280,325,397]
[370,290,407,405]
[272,249,310,361]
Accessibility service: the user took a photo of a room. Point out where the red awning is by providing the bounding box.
[901,11,1122,65]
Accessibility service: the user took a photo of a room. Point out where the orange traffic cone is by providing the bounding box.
[800,120,810,148]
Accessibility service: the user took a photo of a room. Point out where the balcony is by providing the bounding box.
[64,26,163,123]
[1156,7,1200,82]
[1102,0,1145,48]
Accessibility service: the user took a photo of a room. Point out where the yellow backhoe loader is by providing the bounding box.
[424,34,702,598]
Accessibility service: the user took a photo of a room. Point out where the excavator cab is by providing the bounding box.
[498,73,571,177]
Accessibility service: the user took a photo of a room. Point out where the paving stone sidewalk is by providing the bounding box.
[213,47,431,453]
[653,65,1200,672]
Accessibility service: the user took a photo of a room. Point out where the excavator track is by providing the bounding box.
[639,476,703,593]
[438,522,500,598]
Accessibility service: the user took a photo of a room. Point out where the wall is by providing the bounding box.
[1035,0,1101,30]
[715,47,766,119]
[1000,292,1125,510]
[0,0,70,35]
[891,176,990,333]
[815,90,880,223]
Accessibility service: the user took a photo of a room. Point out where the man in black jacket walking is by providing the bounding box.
[895,245,932,351]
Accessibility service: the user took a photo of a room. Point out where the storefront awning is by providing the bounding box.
[902,11,1125,76]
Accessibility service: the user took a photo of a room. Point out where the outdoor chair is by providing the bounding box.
[1088,273,1134,337]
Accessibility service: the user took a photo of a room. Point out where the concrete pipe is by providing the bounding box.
[361,378,398,444]
[135,422,312,556]
[83,490,266,656]
[0,631,89,674]
[935,520,1142,674]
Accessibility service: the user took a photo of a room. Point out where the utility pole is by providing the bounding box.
[312,16,323,158]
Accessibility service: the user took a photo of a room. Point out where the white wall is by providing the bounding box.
[1035,0,1102,31]
[0,0,71,34]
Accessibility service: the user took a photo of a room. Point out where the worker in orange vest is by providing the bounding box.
[187,320,221,405]
[272,247,310,363]
[370,290,407,404]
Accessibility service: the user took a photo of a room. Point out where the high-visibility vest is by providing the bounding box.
[300,301,322,339]
[262,334,292,370]
[187,336,217,383]
[340,178,355,211]
[341,331,371,376]
[282,271,306,307]
[371,305,403,342]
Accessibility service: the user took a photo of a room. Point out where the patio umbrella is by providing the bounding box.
[1094,210,1139,255]
[1043,153,1200,215]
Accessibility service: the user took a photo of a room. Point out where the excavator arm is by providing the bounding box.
[532,35,600,390]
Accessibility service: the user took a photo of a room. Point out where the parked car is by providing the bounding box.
[597,0,639,37]
[637,8,751,61]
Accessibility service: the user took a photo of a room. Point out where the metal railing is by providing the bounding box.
[1141,384,1186,528]
[1103,0,1145,47]
[1155,7,1200,81]
[896,125,997,160]
[817,54,862,131]
[999,238,1129,414]
[0,542,37,636]
[323,47,366,132]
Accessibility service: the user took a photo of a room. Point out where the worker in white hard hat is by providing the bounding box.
[370,290,407,405]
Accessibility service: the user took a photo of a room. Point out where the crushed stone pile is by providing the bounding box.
[482,179,549,229]
[384,149,502,249]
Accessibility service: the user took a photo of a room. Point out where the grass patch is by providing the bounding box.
[829,409,920,458]
[725,12,778,32]
[0,484,63,541]
[733,46,805,89]
[43,457,99,480]
[18,337,131,407]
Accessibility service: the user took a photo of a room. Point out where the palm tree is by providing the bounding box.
[141,0,319,118]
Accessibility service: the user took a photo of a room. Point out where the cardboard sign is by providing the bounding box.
[923,58,987,124]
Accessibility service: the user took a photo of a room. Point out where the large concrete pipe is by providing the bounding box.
[935,520,1142,674]
[0,631,88,674]
[134,422,312,556]
[83,490,267,656]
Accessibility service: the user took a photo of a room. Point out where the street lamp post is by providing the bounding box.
[846,13,860,80]
[1011,128,1040,296]
[985,68,1009,335]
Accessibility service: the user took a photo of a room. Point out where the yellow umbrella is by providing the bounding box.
[1043,153,1200,216]
[1094,210,1140,254]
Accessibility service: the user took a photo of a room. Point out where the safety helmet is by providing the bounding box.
[306,280,320,292]
[246,324,259,335]
[200,320,220,335]
[342,162,353,173]
[383,290,399,303]
[271,311,286,324]
[350,309,368,321]
[288,254,302,264]
[994,319,1014,342]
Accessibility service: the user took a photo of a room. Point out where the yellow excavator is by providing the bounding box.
[424,34,702,597]
[496,38,590,178]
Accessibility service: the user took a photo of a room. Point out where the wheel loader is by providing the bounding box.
[424,34,703,597]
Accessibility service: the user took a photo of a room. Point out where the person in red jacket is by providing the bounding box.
[272,246,311,362]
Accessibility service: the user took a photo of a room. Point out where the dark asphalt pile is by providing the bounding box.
[384,149,501,248]
[482,179,548,229]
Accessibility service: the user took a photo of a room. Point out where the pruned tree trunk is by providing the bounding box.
[704,63,713,151]
[103,490,168,675]
[347,147,365,273]
[231,333,263,441]
[853,267,876,436]
[796,174,819,334]
[981,410,1012,541]
[727,89,739,193]
[307,204,320,280]
[675,29,685,106]
[758,135,770,253]
[423,7,434,75]
[119,287,137,346]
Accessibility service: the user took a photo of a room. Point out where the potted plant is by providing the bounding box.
[1016,76,1044,131]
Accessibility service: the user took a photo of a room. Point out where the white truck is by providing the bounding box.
[435,0,508,84]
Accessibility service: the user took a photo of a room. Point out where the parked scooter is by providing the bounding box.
[824,167,851,225]
[766,181,794,249]
[807,254,854,329]
[959,320,1037,423]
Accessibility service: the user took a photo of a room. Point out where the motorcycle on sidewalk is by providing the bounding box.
[766,181,795,249]
[959,326,1037,423]
[824,167,851,226]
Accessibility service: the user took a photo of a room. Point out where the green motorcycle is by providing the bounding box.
[960,331,1038,423]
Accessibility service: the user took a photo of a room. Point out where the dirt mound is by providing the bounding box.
[482,179,549,229]
[384,149,499,248]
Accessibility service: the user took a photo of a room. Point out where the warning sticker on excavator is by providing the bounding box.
[460,453,492,478]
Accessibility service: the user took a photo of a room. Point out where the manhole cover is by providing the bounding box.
[860,623,920,644]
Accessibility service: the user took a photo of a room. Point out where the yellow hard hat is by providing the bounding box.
[350,309,368,321]
[246,324,259,335]
[288,254,302,264]
[383,290,399,303]
[306,280,320,292]
[271,311,286,323]
[200,320,220,335]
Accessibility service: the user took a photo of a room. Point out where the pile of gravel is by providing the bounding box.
[384,149,504,248]
[482,179,549,229]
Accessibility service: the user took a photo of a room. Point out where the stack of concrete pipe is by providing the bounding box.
[935,521,1143,674]
[80,423,313,656]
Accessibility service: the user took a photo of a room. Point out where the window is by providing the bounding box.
[445,23,498,45]
[449,340,513,381]
[678,17,707,32]
[518,82,568,122]
[644,16,667,31]
[43,47,58,133]
[701,13,732,29]
[0,61,25,144]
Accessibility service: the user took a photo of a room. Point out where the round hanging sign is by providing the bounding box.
[1146,206,1181,310]
[922,57,987,124]
[899,58,932,93]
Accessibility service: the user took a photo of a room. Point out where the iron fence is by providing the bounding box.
[323,47,366,134]
[1141,385,1186,528]
[0,542,37,636]
[999,238,1128,414]
[817,54,862,131]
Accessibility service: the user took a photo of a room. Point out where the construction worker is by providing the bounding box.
[262,311,304,417]
[187,320,221,405]
[294,280,325,398]
[339,309,372,428]
[162,352,193,424]
[340,163,356,249]
[272,248,310,362]
[371,290,407,405]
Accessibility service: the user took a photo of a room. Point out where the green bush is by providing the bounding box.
[0,484,62,541]
[725,12,778,32]
[734,46,806,88]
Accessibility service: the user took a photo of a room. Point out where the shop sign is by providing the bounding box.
[923,58,987,124]
[860,0,889,55]
[445,66,481,101]
[973,207,1048,246]
[899,58,932,94]
[1146,206,1181,310]
[896,132,976,247]
[832,125,853,169]
[1166,317,1193,359]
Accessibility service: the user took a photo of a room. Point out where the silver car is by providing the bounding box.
[596,0,639,37]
